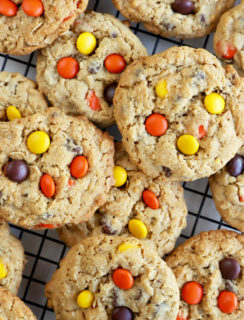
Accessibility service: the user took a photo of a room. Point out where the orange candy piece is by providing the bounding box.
[104,54,126,73]
[113,268,134,290]
[70,156,88,179]
[217,42,237,60]
[142,190,159,209]
[0,0,17,16]
[182,281,203,305]
[35,223,57,229]
[86,91,101,111]
[145,113,168,137]
[218,291,238,314]
[40,174,55,198]
[239,196,244,202]
[198,125,206,139]
[22,0,44,17]
[57,57,79,79]
[176,314,187,320]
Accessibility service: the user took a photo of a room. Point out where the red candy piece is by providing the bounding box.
[217,42,237,60]
[0,0,18,16]
[22,0,44,17]
[142,190,159,209]
[40,174,55,198]
[57,57,79,79]
[198,125,206,139]
[145,113,168,137]
[104,54,126,73]
[182,281,203,305]
[70,155,88,179]
[86,91,101,111]
[239,196,244,202]
[113,268,134,290]
[218,291,238,314]
[35,223,58,229]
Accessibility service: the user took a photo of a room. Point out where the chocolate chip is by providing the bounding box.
[111,307,134,320]
[4,160,29,182]
[171,0,195,15]
[219,258,241,280]
[200,15,206,22]
[102,224,116,235]
[226,154,244,177]
[104,82,118,105]
[162,166,172,177]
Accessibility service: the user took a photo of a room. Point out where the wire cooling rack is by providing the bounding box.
[0,0,240,319]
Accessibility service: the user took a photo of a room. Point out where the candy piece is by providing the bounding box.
[218,291,238,314]
[219,258,240,280]
[86,91,101,111]
[0,259,7,279]
[77,290,94,309]
[177,135,199,155]
[217,42,237,60]
[176,314,187,320]
[104,54,126,74]
[182,281,203,305]
[155,80,168,98]
[171,0,194,14]
[112,306,134,320]
[22,0,44,17]
[226,154,244,177]
[70,155,88,179]
[142,190,159,209]
[198,125,206,139]
[128,219,147,239]
[6,105,21,121]
[118,243,139,253]
[240,196,244,202]
[40,174,55,198]
[104,82,118,104]
[113,268,134,290]
[68,179,75,186]
[145,113,168,137]
[0,0,18,16]
[4,160,29,182]
[76,32,97,55]
[113,166,127,187]
[27,131,50,154]
[35,223,57,229]
[204,93,225,114]
[57,57,79,79]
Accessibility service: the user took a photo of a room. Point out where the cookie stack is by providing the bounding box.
[0,0,243,319]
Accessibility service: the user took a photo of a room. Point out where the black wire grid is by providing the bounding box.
[0,0,239,319]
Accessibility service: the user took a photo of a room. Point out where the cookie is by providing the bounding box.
[0,71,48,121]
[114,46,244,181]
[166,230,244,320]
[36,11,147,127]
[46,235,180,320]
[58,142,187,256]
[214,1,244,76]
[0,0,88,55]
[0,287,36,319]
[0,107,114,229]
[209,146,244,232]
[112,0,235,39]
[0,219,25,295]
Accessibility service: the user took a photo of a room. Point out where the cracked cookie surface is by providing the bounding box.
[36,11,147,127]
[214,1,244,76]
[114,46,244,181]
[166,230,244,320]
[0,220,25,295]
[58,142,187,257]
[0,287,36,319]
[112,0,235,39]
[0,0,88,55]
[0,71,47,121]
[209,145,244,232]
[46,235,180,320]
[0,108,114,229]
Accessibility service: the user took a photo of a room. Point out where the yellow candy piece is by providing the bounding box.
[77,290,94,309]
[128,219,147,239]
[0,260,7,279]
[177,135,199,155]
[6,105,21,121]
[113,166,127,187]
[77,32,97,55]
[118,243,139,253]
[27,131,50,155]
[155,80,168,98]
[204,93,225,114]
